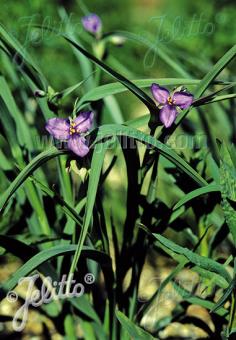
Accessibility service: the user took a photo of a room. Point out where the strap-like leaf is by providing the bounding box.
[63,35,156,112]
[153,233,231,283]
[116,310,155,339]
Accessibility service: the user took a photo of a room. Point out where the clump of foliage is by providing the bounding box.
[0,4,235,339]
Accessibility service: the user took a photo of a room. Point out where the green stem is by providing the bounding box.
[227,290,236,337]
[25,181,51,236]
[57,156,73,204]
[198,216,208,257]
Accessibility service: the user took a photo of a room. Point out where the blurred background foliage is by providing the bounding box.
[1,0,235,88]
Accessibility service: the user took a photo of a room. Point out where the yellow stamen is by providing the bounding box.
[69,121,81,135]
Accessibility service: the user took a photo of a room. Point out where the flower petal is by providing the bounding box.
[45,118,70,140]
[74,111,94,133]
[172,91,194,109]
[82,14,102,34]
[160,105,177,128]
[151,83,170,104]
[68,136,90,157]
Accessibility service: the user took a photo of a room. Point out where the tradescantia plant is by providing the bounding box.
[0,6,236,340]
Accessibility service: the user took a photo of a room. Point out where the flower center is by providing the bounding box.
[69,122,80,135]
[167,96,173,105]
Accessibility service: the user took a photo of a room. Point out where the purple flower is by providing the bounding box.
[46,112,94,157]
[151,84,194,128]
[82,14,102,35]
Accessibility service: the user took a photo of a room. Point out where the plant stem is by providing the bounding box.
[227,290,236,337]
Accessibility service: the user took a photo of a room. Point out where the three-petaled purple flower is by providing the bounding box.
[46,112,94,157]
[151,84,194,128]
[82,14,102,35]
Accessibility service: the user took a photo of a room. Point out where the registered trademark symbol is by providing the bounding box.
[84,273,95,284]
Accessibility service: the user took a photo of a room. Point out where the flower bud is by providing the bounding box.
[109,35,126,47]
[34,89,46,98]
[82,14,102,36]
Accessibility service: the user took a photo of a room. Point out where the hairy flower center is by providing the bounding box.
[69,122,80,135]
[167,96,174,105]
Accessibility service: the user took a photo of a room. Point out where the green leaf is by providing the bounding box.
[173,184,220,210]
[172,281,228,318]
[137,259,188,321]
[193,82,236,107]
[0,23,47,89]
[0,96,52,237]
[125,114,149,128]
[94,124,207,187]
[153,233,231,284]
[0,244,111,294]
[70,296,101,324]
[69,140,112,275]
[194,45,236,98]
[51,75,95,102]
[0,235,57,280]
[116,311,155,339]
[0,96,25,164]
[30,175,83,229]
[0,76,34,150]
[58,8,94,92]
[0,147,68,213]
[175,45,236,127]
[150,229,228,289]
[80,320,97,340]
[210,276,236,313]
[103,95,124,124]
[0,124,207,217]
[62,35,156,112]
[64,314,77,340]
[77,78,200,109]
[219,142,236,246]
